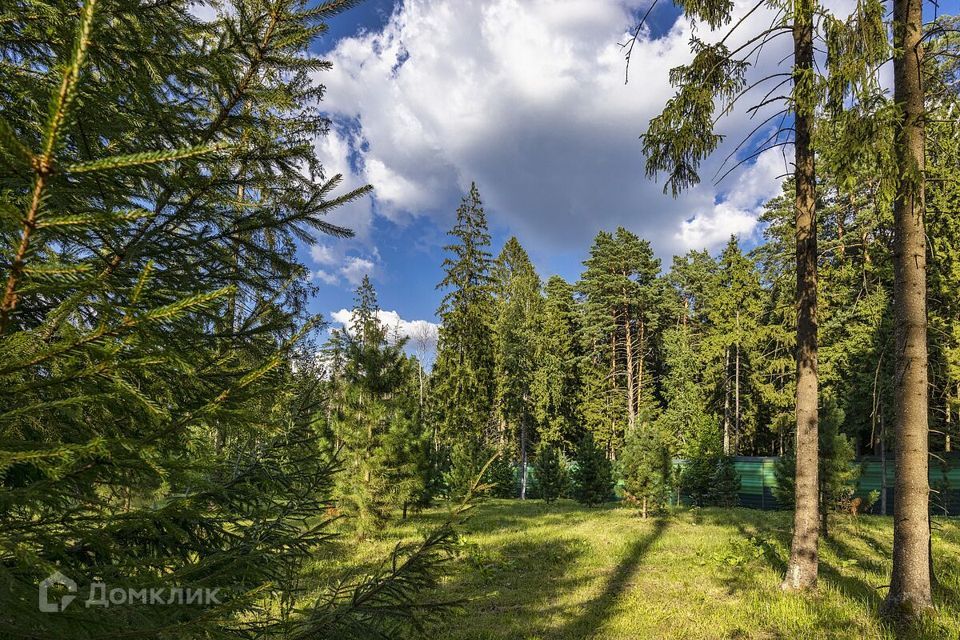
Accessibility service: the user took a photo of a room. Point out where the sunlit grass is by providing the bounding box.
[307,500,960,639]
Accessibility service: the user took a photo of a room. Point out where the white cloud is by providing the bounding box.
[340,256,376,285]
[308,243,380,289]
[315,0,796,258]
[330,308,440,357]
[310,244,337,265]
[314,269,339,285]
[676,146,789,250]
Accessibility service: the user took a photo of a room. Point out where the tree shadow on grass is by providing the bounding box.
[732,515,960,640]
[430,530,587,639]
[548,518,670,640]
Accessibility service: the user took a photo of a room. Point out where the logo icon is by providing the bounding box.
[39,571,77,613]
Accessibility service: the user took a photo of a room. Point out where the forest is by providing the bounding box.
[1,0,959,638]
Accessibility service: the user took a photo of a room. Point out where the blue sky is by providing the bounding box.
[298,0,958,349]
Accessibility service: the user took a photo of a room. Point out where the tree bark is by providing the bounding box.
[622,295,637,433]
[884,0,932,617]
[520,418,528,500]
[735,323,741,452]
[723,347,731,456]
[782,0,819,592]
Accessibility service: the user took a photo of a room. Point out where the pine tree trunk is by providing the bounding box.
[622,294,637,433]
[642,496,648,519]
[881,414,888,515]
[520,419,528,500]
[782,0,819,592]
[946,385,953,452]
[884,0,932,617]
[735,323,741,451]
[724,347,731,456]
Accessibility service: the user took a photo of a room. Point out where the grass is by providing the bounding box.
[309,500,960,639]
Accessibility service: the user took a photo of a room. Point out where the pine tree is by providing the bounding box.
[329,276,433,534]
[620,424,670,518]
[433,184,496,445]
[578,228,662,456]
[571,433,613,506]
[534,442,566,503]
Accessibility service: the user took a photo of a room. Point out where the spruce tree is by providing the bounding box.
[0,1,459,636]
[488,446,518,499]
[571,433,613,507]
[534,442,566,503]
[532,275,582,445]
[640,0,825,587]
[445,437,492,501]
[884,0,933,615]
[432,184,496,445]
[491,237,542,498]
[657,325,715,460]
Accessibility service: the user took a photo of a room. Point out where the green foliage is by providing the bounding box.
[620,425,671,515]
[774,395,861,519]
[532,276,581,445]
[642,39,747,196]
[571,434,614,506]
[711,456,741,508]
[491,237,542,490]
[445,438,492,501]
[577,228,664,455]
[534,443,566,503]
[328,277,426,536]
[680,455,739,507]
[657,324,716,458]
[433,184,496,444]
[488,449,517,499]
[0,1,455,636]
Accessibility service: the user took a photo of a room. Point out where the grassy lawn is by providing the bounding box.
[311,500,960,639]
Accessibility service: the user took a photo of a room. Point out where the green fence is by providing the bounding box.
[720,454,960,516]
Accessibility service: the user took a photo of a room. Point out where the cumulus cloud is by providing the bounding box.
[314,0,798,258]
[330,308,440,359]
[676,146,790,250]
[310,244,337,265]
[308,243,380,288]
[314,269,340,285]
[340,256,376,285]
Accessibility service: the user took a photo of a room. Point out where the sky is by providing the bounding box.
[293,0,958,354]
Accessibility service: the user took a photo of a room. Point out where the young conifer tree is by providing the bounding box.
[534,442,566,503]
[572,433,614,506]
[330,276,421,537]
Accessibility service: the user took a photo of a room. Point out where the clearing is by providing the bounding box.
[312,500,960,639]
